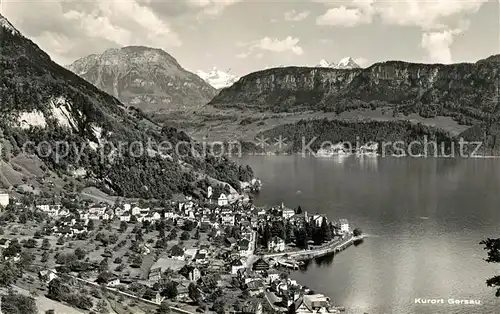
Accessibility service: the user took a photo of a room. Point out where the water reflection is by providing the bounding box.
[314,252,335,267]
[356,155,379,171]
[353,239,364,246]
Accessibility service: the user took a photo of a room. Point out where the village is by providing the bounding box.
[0,186,362,314]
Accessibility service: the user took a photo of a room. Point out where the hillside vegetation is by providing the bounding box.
[0,14,252,198]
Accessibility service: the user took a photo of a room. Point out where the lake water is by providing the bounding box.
[236,155,500,314]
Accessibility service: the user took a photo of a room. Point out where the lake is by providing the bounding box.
[236,155,500,314]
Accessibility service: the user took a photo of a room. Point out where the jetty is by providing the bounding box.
[294,234,366,261]
[275,259,304,270]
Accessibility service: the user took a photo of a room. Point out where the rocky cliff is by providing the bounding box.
[68,46,217,112]
[210,56,500,124]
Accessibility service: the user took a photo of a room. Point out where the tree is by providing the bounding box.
[1,292,37,314]
[56,237,65,246]
[130,254,142,268]
[97,300,108,313]
[47,278,70,301]
[3,239,22,257]
[155,238,168,249]
[99,258,109,272]
[284,222,293,244]
[41,251,49,263]
[481,238,500,296]
[180,231,191,241]
[0,264,17,287]
[45,310,55,314]
[294,229,309,250]
[321,219,332,242]
[296,206,302,214]
[87,220,95,231]
[75,247,86,260]
[353,228,363,237]
[24,238,38,248]
[42,238,51,250]
[188,283,201,304]
[19,251,35,269]
[212,299,225,314]
[157,301,171,314]
[170,245,184,257]
[161,281,178,299]
[135,229,144,242]
[119,221,128,232]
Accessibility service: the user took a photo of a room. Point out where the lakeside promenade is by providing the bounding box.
[263,234,367,261]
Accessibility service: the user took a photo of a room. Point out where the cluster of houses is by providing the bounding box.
[237,257,340,313]
[25,187,348,314]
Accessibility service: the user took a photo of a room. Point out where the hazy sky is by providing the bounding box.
[2,0,499,76]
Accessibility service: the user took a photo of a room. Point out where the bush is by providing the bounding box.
[180,231,191,241]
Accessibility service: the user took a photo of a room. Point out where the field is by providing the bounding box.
[154,105,470,143]
[0,216,216,314]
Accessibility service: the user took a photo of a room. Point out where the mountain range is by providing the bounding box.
[4,12,500,158]
[0,13,252,198]
[210,57,500,119]
[67,47,217,112]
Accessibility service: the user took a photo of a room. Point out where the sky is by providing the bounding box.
[1,0,499,77]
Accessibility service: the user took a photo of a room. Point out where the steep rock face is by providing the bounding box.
[68,46,217,111]
[210,67,362,112]
[210,58,500,121]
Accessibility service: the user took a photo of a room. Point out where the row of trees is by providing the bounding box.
[258,216,337,250]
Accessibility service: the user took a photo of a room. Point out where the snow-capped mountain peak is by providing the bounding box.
[336,57,360,69]
[196,67,240,89]
[317,59,332,67]
[0,14,21,36]
[316,57,361,69]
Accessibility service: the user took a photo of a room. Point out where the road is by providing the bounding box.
[244,231,259,268]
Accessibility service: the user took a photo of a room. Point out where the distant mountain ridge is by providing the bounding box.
[210,56,500,124]
[68,46,217,112]
[196,67,240,90]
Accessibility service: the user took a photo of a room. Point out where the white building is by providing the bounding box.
[296,294,331,314]
[282,209,295,219]
[131,206,141,216]
[218,193,228,206]
[267,236,285,252]
[37,204,61,217]
[221,214,235,225]
[0,193,9,207]
[120,211,131,222]
[339,219,349,233]
[207,186,213,199]
[312,214,327,227]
